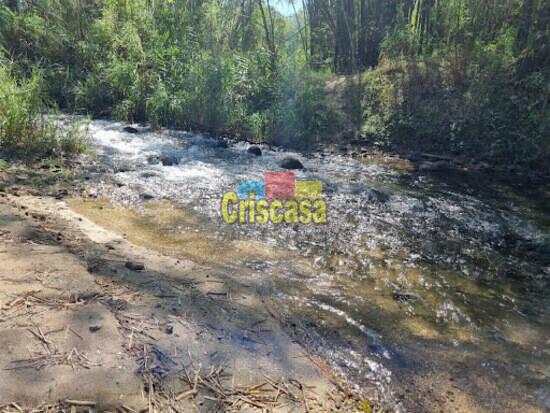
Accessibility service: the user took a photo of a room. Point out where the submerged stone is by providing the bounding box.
[140,193,155,201]
[365,188,390,203]
[147,154,161,165]
[123,126,139,134]
[125,261,145,271]
[161,155,179,166]
[281,156,304,170]
[248,146,262,156]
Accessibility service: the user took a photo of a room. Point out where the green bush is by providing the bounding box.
[0,62,89,159]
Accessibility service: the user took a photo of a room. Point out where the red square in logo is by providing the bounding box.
[265,172,295,200]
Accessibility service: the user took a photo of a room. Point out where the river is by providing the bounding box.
[71,119,550,412]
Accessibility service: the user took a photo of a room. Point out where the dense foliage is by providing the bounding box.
[301,0,549,167]
[0,61,88,158]
[0,0,342,150]
[0,0,548,169]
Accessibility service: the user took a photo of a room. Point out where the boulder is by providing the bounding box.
[160,155,179,166]
[281,156,304,170]
[123,126,139,134]
[247,146,262,156]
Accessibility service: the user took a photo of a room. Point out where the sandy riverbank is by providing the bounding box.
[0,187,368,412]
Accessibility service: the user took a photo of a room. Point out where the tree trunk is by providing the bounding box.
[257,0,277,71]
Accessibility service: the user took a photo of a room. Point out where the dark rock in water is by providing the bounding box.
[147,155,161,165]
[126,261,145,271]
[392,291,422,303]
[165,325,174,335]
[365,188,390,203]
[281,157,304,170]
[407,152,424,162]
[54,189,69,200]
[89,325,102,333]
[140,171,159,179]
[115,162,135,173]
[161,155,179,166]
[147,153,179,166]
[140,193,155,201]
[418,160,453,173]
[247,146,262,156]
[113,177,126,187]
[123,126,139,134]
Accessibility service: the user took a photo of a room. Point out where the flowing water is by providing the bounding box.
[75,119,550,412]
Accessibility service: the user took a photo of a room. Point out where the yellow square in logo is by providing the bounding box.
[295,181,323,199]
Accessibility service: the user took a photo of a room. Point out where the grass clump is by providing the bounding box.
[0,62,89,160]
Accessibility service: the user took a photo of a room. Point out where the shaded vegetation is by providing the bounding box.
[0,0,342,150]
[0,0,548,169]
[0,61,89,159]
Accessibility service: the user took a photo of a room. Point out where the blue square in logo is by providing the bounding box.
[238,180,265,199]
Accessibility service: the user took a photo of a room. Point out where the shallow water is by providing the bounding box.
[76,119,550,412]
